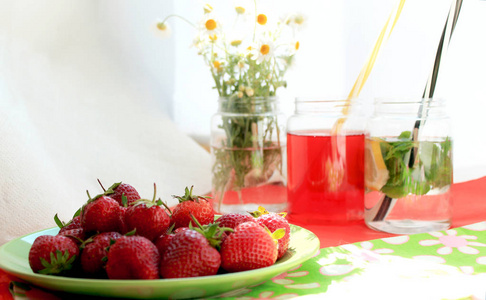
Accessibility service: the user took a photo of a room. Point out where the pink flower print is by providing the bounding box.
[236,291,299,300]
[419,229,486,255]
[272,265,308,285]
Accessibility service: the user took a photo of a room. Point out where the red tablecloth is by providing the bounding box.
[1,176,485,299]
[291,176,486,248]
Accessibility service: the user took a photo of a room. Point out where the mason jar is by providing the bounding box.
[364,97,453,234]
[210,96,287,214]
[286,98,366,224]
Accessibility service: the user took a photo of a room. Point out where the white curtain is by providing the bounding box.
[0,0,211,245]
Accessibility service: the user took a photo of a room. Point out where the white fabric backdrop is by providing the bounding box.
[0,0,211,245]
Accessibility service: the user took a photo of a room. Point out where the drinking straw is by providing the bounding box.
[329,0,406,197]
[372,0,464,222]
[332,0,406,135]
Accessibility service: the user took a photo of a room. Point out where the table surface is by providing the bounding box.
[1,177,485,299]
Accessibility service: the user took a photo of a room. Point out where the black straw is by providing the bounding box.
[372,0,463,223]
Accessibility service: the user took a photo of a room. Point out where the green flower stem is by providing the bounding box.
[161,14,195,28]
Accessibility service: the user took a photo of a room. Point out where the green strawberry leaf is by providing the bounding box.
[38,250,76,275]
[54,214,65,229]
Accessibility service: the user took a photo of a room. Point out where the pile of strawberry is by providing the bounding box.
[28,182,291,279]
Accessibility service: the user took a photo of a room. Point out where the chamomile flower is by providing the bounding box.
[235,59,249,74]
[152,20,171,39]
[288,13,306,30]
[285,40,300,55]
[198,13,222,41]
[212,60,224,74]
[250,40,275,64]
[192,34,205,53]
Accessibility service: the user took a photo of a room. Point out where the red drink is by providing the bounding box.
[287,131,365,224]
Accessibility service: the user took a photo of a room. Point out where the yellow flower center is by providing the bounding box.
[156,22,167,31]
[213,60,221,69]
[260,44,270,55]
[294,15,304,25]
[257,14,267,25]
[235,6,245,14]
[205,19,217,31]
[230,40,242,47]
[295,41,300,50]
[209,34,218,42]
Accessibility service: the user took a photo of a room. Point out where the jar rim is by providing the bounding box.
[374,97,446,105]
[218,96,278,102]
[295,97,361,104]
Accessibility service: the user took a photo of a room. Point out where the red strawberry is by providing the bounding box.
[55,214,85,245]
[217,213,255,232]
[159,229,221,279]
[250,206,291,259]
[80,232,122,276]
[58,215,82,233]
[102,182,141,206]
[170,186,214,229]
[124,185,171,241]
[118,205,129,234]
[28,235,79,275]
[57,228,86,245]
[105,235,160,280]
[154,226,189,258]
[220,221,282,272]
[81,195,121,233]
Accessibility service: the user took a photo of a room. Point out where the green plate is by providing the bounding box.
[0,225,319,299]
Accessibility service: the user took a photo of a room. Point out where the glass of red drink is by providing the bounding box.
[286,98,366,224]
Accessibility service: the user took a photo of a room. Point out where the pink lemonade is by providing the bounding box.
[287,131,365,224]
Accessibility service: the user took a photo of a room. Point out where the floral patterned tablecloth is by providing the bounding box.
[210,222,486,300]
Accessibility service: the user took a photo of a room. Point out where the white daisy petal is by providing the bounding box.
[458,246,480,255]
[445,229,457,236]
[437,246,453,255]
[419,239,442,246]
[467,241,486,247]
[286,271,308,277]
[375,248,394,254]
[382,235,410,245]
[360,241,373,250]
[429,231,445,238]
[476,256,486,265]
[463,222,486,231]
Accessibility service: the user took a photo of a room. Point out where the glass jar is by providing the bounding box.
[210,96,287,214]
[286,98,366,224]
[364,98,453,234]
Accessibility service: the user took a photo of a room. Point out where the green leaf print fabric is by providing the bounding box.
[211,222,486,300]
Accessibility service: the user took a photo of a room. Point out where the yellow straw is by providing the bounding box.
[343,0,406,116]
[331,0,406,173]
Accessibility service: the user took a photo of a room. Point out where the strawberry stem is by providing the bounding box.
[97,179,106,192]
